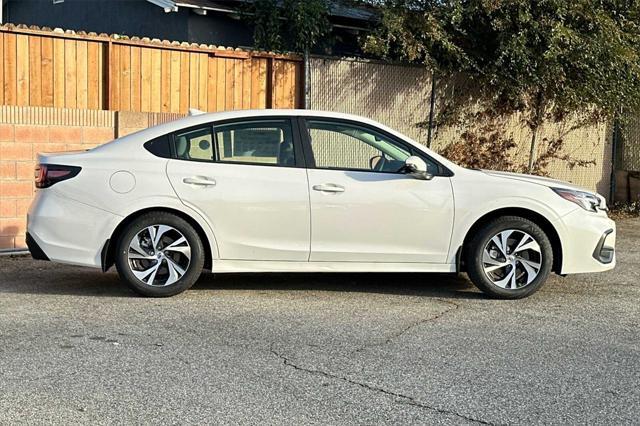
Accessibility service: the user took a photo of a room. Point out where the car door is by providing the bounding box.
[301,118,454,263]
[167,118,311,261]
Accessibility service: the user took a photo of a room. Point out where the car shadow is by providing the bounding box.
[1,258,484,300]
[193,271,484,300]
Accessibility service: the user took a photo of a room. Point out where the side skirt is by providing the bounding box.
[212,260,456,274]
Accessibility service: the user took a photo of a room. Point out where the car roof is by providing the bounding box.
[93,109,460,171]
[166,109,387,129]
[107,109,407,146]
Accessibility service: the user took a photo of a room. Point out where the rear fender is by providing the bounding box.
[102,197,220,271]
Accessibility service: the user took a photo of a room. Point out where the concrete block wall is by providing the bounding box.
[0,105,182,251]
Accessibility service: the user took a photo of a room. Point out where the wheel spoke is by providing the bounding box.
[482,250,503,266]
[500,230,514,254]
[513,239,541,254]
[510,269,518,289]
[482,250,509,273]
[146,226,157,246]
[132,261,160,282]
[519,258,541,270]
[128,252,154,260]
[164,236,191,259]
[519,258,541,284]
[485,263,510,273]
[513,233,531,252]
[491,236,506,257]
[153,225,173,249]
[129,234,152,258]
[146,260,161,286]
[165,257,186,285]
[493,268,515,289]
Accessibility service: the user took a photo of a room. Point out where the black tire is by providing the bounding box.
[465,216,553,299]
[115,212,205,297]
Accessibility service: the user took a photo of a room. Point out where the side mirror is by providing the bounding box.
[404,156,433,180]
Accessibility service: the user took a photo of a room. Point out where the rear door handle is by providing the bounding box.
[183,176,216,187]
[312,183,345,193]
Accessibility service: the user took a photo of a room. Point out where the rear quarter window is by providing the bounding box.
[144,135,172,158]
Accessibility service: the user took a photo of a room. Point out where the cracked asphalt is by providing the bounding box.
[1,219,639,425]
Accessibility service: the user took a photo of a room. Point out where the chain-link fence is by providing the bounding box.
[613,117,640,202]
[617,117,640,172]
[310,56,614,197]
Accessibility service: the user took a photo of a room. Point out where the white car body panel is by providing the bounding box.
[26,109,615,278]
[167,160,311,261]
[212,259,456,273]
[28,189,121,268]
[307,168,454,263]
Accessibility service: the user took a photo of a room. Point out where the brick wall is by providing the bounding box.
[0,106,182,251]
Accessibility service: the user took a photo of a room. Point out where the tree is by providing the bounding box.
[362,0,640,171]
[250,0,283,51]
[248,0,330,53]
[281,0,331,54]
[246,0,331,107]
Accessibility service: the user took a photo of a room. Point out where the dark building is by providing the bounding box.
[1,0,375,55]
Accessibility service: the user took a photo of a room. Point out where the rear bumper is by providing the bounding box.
[555,210,616,274]
[27,189,122,268]
[26,232,49,261]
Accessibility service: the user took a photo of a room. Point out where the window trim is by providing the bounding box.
[169,122,216,164]
[297,116,454,177]
[167,117,306,169]
[211,117,306,169]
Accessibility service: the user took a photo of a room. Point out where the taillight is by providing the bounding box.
[35,164,81,188]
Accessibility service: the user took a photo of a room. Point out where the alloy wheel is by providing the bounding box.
[482,229,542,290]
[127,224,192,287]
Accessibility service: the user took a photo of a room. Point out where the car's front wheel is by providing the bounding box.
[465,216,553,299]
[115,212,205,297]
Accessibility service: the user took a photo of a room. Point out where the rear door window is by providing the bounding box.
[213,119,296,167]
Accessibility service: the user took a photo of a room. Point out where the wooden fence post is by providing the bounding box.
[266,57,274,109]
[102,40,111,110]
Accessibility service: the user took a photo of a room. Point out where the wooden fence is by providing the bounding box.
[0,25,302,113]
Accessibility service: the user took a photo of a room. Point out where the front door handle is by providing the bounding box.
[183,176,216,187]
[312,183,345,193]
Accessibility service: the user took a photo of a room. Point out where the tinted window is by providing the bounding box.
[144,135,171,158]
[306,120,411,172]
[214,120,295,167]
[306,120,440,174]
[175,126,214,161]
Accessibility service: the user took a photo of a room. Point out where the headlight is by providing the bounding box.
[551,188,602,212]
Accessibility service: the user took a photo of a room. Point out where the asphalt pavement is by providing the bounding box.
[0,219,638,425]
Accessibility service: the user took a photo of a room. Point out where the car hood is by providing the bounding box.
[481,170,592,193]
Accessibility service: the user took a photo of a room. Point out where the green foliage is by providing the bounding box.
[249,0,283,51]
[247,0,331,53]
[363,0,640,122]
[283,0,331,52]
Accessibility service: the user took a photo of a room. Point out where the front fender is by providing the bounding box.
[448,195,571,264]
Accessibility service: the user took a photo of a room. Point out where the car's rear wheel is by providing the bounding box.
[465,216,553,299]
[115,212,204,297]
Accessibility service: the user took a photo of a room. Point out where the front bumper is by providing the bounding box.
[592,229,615,264]
[555,209,616,274]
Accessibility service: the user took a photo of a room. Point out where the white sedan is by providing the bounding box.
[27,110,616,298]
